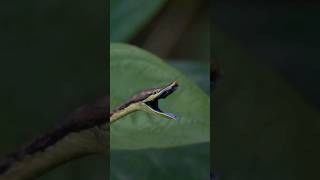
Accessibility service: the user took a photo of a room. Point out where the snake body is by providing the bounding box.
[0,81,178,180]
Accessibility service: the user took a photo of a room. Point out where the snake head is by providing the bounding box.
[140,81,179,120]
[111,81,179,123]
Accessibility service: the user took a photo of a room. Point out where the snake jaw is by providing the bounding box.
[143,81,178,120]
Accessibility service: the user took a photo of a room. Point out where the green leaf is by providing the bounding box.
[110,0,168,42]
[111,143,209,180]
[169,60,210,94]
[110,43,210,150]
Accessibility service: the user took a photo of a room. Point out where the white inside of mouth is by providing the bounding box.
[162,112,177,120]
[145,101,177,120]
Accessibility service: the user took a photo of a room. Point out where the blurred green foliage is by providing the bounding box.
[110,0,168,42]
[170,61,210,94]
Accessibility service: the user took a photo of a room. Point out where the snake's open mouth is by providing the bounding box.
[144,81,178,120]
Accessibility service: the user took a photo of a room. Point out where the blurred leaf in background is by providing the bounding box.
[110,0,168,42]
[170,60,210,94]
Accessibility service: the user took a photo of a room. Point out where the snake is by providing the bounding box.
[0,81,178,180]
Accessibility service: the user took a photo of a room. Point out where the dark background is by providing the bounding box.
[214,1,320,107]
[213,1,320,180]
[0,0,107,179]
